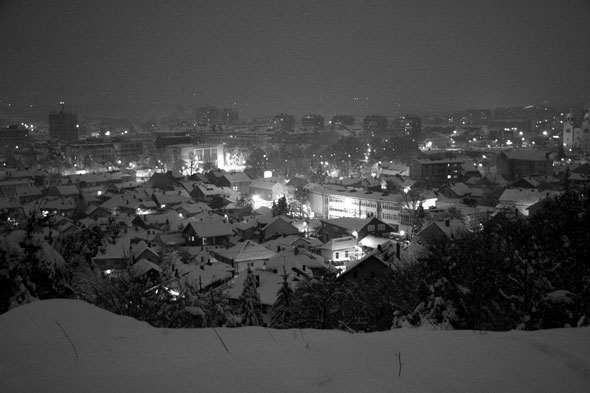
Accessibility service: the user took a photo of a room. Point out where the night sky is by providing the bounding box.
[1,0,589,119]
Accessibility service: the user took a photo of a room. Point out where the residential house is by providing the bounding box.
[152,189,192,209]
[176,202,211,218]
[337,253,392,280]
[256,216,300,242]
[216,172,251,195]
[15,186,43,205]
[262,234,323,254]
[210,240,276,273]
[182,219,235,246]
[86,204,112,219]
[128,259,162,281]
[510,177,541,189]
[189,182,223,203]
[46,185,80,202]
[496,188,562,217]
[147,171,182,190]
[0,178,37,198]
[152,232,185,251]
[93,236,132,272]
[174,260,233,291]
[318,216,397,243]
[249,177,287,202]
[436,182,474,200]
[415,218,468,245]
[267,247,329,277]
[131,240,160,264]
[320,236,362,271]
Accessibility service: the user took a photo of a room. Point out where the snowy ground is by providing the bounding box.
[1,299,589,393]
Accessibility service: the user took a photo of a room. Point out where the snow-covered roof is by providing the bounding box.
[185,220,235,238]
[129,259,162,278]
[321,236,358,251]
[226,270,284,306]
[212,240,276,263]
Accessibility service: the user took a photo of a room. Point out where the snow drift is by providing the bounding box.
[1,299,589,393]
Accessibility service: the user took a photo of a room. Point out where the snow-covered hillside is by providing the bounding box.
[1,299,589,393]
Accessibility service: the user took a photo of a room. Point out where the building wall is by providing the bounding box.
[308,187,402,231]
[49,110,78,142]
[410,159,462,186]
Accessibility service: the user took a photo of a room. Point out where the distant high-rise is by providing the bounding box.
[301,114,324,130]
[272,113,295,132]
[49,102,78,142]
[331,114,355,128]
[362,114,387,136]
[196,106,238,127]
[396,115,422,138]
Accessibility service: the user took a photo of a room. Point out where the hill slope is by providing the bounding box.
[1,299,589,393]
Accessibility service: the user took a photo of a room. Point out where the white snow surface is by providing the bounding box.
[1,299,589,393]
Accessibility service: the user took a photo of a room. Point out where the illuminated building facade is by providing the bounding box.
[307,184,402,232]
[563,111,590,152]
[164,143,224,172]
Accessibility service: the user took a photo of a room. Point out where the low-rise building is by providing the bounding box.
[496,150,552,181]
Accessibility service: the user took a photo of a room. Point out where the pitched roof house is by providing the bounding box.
[210,240,276,273]
[182,219,235,246]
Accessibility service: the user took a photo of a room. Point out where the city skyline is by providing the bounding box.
[1,0,590,119]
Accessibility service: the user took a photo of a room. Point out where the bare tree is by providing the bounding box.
[400,189,426,240]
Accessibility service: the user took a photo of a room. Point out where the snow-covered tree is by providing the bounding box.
[239,268,264,326]
[270,272,293,328]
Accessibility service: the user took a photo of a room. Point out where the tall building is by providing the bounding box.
[49,102,78,142]
[301,114,324,130]
[410,157,465,187]
[272,113,295,132]
[0,125,29,153]
[563,111,590,152]
[196,106,238,127]
[396,115,422,138]
[331,114,355,128]
[362,115,387,136]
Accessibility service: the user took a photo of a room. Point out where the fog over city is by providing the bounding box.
[1,0,589,118]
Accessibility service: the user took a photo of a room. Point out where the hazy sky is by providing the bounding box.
[1,0,589,119]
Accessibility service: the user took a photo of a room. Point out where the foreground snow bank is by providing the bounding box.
[1,299,589,393]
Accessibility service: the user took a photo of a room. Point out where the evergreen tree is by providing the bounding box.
[270,271,293,328]
[239,268,264,326]
[276,196,288,216]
